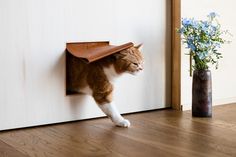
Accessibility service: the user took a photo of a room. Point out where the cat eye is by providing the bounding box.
[133,63,139,66]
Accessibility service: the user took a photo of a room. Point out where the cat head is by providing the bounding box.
[113,44,144,75]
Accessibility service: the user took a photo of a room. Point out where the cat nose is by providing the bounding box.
[138,65,143,70]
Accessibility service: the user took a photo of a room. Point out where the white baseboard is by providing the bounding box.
[182,97,236,111]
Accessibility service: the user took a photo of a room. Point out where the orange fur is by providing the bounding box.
[67,46,144,105]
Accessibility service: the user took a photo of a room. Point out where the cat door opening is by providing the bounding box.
[65,41,134,95]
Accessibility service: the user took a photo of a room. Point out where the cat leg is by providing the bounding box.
[98,102,130,128]
[89,77,130,127]
[93,91,130,127]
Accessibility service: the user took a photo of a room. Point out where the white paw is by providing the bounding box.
[115,119,131,128]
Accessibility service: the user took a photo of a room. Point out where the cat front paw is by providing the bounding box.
[115,119,131,128]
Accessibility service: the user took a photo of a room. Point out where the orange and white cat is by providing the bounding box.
[67,44,143,127]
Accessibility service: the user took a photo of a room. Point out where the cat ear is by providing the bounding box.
[134,43,143,50]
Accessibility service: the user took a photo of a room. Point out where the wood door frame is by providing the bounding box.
[171,0,181,110]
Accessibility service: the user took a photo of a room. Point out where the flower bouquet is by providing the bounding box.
[178,12,231,117]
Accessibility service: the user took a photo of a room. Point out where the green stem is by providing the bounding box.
[190,51,193,77]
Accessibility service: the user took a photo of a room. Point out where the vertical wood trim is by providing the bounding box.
[171,0,182,110]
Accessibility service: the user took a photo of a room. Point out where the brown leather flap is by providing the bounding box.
[66,41,134,63]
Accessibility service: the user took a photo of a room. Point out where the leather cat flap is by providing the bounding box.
[66,41,134,63]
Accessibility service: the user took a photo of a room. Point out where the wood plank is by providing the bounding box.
[31,122,179,157]
[0,121,179,157]
[129,111,236,157]
[187,104,236,131]
[0,140,28,157]
[91,111,235,157]
[0,104,236,157]
[0,130,68,157]
[0,126,122,157]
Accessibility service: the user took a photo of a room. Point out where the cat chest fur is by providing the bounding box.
[79,65,119,95]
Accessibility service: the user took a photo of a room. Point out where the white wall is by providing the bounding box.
[181,0,236,110]
[0,0,171,130]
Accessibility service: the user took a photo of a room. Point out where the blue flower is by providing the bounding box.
[203,21,209,27]
[179,27,185,34]
[182,18,192,26]
[200,21,210,32]
[192,20,199,29]
[187,39,196,51]
[196,51,208,60]
[177,12,229,71]
[208,12,218,19]
[214,42,221,48]
[212,26,217,31]
[201,42,211,48]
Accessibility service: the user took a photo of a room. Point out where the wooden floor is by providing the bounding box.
[0,104,236,157]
